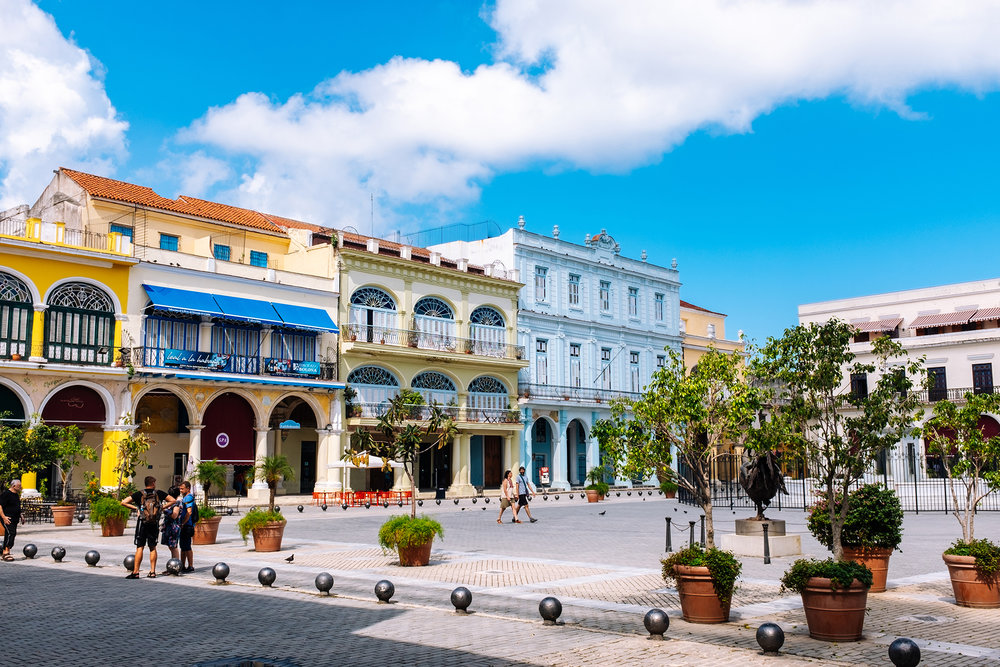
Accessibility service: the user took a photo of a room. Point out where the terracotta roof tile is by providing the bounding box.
[681,299,725,316]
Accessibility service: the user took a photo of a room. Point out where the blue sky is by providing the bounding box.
[4,0,1000,342]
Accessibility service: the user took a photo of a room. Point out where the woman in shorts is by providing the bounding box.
[497,470,520,524]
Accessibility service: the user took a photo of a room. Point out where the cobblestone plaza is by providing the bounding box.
[6,495,999,666]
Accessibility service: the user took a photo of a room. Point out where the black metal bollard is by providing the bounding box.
[700,515,706,548]
[762,522,771,565]
[688,521,696,548]
[888,638,921,667]
[665,517,672,552]
[756,623,784,654]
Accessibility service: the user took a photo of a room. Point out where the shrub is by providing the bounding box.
[378,515,443,552]
[944,538,1000,578]
[779,558,873,594]
[89,496,129,526]
[807,483,903,551]
[662,544,742,605]
[237,508,284,543]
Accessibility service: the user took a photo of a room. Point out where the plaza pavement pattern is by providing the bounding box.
[4,494,998,666]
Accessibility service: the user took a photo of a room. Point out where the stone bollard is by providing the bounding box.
[539,597,562,625]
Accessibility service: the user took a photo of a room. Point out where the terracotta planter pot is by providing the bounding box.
[800,577,869,641]
[51,505,75,527]
[663,489,677,499]
[193,516,222,545]
[397,540,433,567]
[101,516,126,537]
[585,489,600,503]
[673,564,731,623]
[843,546,893,593]
[251,520,286,552]
[943,553,1000,609]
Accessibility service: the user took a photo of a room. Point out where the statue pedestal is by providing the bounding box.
[719,532,801,557]
[735,518,786,536]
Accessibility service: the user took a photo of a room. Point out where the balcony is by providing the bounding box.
[518,383,640,404]
[132,346,337,381]
[911,386,995,403]
[348,403,522,424]
[344,324,525,361]
[0,218,133,257]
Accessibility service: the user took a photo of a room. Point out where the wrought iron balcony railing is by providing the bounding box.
[347,403,522,424]
[131,346,337,381]
[344,324,525,361]
[518,383,640,404]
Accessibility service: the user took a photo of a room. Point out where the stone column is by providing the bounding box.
[20,472,39,498]
[521,407,533,475]
[448,434,474,495]
[100,426,132,489]
[503,435,513,473]
[248,427,271,503]
[187,424,204,495]
[551,409,570,490]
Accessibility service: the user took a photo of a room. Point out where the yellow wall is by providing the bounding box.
[681,305,743,371]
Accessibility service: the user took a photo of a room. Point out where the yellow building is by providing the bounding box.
[679,299,743,371]
[11,168,345,501]
[338,232,527,496]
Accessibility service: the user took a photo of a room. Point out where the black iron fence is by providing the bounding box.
[678,452,1000,513]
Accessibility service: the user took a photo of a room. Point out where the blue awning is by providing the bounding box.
[271,302,339,333]
[212,294,284,327]
[143,284,225,318]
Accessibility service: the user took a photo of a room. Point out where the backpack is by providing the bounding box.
[140,490,162,525]
[190,503,200,525]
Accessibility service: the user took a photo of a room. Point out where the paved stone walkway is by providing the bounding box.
[4,494,998,666]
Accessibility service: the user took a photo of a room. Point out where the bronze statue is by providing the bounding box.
[739,450,788,520]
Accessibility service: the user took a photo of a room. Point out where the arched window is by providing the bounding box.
[468,375,510,421]
[412,371,457,407]
[347,366,400,410]
[469,306,506,357]
[412,296,456,350]
[45,282,115,365]
[0,272,32,358]
[349,287,397,343]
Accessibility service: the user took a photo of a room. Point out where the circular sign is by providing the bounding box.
[216,432,230,448]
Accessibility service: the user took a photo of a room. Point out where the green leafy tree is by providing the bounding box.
[113,416,155,499]
[754,320,923,561]
[0,415,58,487]
[594,347,760,548]
[51,424,94,503]
[191,458,227,499]
[254,454,295,513]
[923,392,1000,544]
[345,394,458,518]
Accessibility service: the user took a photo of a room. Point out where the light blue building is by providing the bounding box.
[430,217,682,489]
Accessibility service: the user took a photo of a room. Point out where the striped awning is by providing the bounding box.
[853,318,903,333]
[971,307,1000,323]
[909,310,976,329]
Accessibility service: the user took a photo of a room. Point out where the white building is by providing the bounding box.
[799,277,1000,486]
[431,217,682,489]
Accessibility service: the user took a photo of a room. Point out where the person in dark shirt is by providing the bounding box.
[120,476,173,578]
[0,480,23,561]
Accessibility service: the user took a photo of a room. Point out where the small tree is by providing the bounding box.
[51,424,94,503]
[594,347,759,548]
[191,458,227,500]
[0,415,59,489]
[345,394,458,518]
[113,417,155,499]
[254,454,295,513]
[923,392,1000,544]
[755,320,923,561]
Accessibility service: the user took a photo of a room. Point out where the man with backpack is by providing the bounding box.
[120,476,173,579]
[178,480,198,573]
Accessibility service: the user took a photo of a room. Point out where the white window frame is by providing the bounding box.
[600,280,611,312]
[535,266,548,302]
[568,274,580,307]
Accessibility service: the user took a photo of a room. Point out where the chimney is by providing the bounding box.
[366,238,379,254]
[510,268,520,282]
[399,245,412,260]
[430,251,441,266]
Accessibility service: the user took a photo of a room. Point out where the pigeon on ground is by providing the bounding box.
[284,554,294,563]
[598,510,606,516]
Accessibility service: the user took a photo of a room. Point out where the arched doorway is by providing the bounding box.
[202,393,255,473]
[270,397,320,495]
[413,296,455,349]
[135,389,191,488]
[41,385,107,496]
[567,419,587,486]
[0,383,26,425]
[349,287,397,342]
[469,306,506,356]
[531,418,553,487]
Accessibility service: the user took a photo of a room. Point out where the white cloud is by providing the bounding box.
[180,0,1000,230]
[0,0,127,209]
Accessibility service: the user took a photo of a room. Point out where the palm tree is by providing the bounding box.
[254,454,295,513]
[191,459,227,500]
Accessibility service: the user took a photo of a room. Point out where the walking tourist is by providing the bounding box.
[498,470,520,524]
[1,480,23,560]
[515,466,538,523]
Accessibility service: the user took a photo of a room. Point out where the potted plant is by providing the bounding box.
[807,484,903,593]
[780,558,873,641]
[51,425,94,526]
[398,388,425,420]
[345,394,458,565]
[662,544,742,623]
[585,467,609,502]
[924,392,1000,608]
[191,458,227,545]
[89,495,130,537]
[237,454,293,552]
[659,478,678,499]
[378,514,444,566]
[10,353,21,361]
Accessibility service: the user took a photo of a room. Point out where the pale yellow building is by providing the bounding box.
[679,300,743,371]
